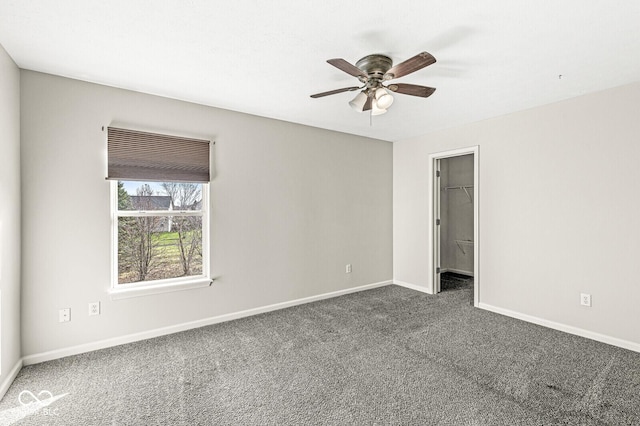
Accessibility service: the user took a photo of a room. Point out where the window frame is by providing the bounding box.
[109,180,211,300]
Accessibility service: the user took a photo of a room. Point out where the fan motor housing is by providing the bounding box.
[356,54,393,79]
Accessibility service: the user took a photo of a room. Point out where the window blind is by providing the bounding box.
[107,127,210,183]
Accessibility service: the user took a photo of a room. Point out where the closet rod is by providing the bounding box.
[442,185,473,202]
[442,185,474,190]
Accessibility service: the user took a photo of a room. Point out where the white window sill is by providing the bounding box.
[109,277,213,300]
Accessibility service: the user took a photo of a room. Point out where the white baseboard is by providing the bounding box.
[479,303,640,354]
[23,280,393,366]
[0,358,23,402]
[443,268,474,277]
[393,280,432,294]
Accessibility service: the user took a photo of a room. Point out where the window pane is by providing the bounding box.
[118,216,203,284]
[117,181,202,211]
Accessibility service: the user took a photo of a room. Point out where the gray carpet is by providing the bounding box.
[440,272,474,292]
[1,285,640,425]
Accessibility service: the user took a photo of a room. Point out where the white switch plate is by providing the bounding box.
[346,264,352,274]
[59,308,71,322]
[89,302,100,316]
[580,293,592,307]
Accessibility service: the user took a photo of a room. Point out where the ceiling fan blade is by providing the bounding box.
[387,83,436,98]
[385,52,436,79]
[310,86,361,98]
[327,58,368,79]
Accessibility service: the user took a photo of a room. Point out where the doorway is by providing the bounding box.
[428,146,479,306]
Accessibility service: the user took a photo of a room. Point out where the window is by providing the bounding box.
[107,127,211,298]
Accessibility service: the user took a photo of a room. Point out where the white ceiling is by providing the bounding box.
[1,1,640,142]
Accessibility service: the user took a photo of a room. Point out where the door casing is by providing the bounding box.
[428,146,479,306]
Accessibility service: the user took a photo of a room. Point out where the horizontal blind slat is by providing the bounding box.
[107,127,210,182]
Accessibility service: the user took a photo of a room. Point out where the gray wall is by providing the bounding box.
[20,71,393,356]
[394,81,640,346]
[0,44,21,385]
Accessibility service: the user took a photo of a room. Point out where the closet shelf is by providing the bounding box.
[454,239,474,255]
[442,185,473,202]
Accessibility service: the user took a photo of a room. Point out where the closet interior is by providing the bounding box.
[438,154,474,292]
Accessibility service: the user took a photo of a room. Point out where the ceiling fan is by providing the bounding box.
[310,52,437,115]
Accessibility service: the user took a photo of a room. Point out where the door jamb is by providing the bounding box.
[427,146,479,307]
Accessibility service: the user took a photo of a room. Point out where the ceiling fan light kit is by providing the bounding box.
[349,91,369,111]
[311,52,437,115]
[371,101,388,116]
[374,87,394,109]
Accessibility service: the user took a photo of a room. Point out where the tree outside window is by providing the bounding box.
[116,181,205,285]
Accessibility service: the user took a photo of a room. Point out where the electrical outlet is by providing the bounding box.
[580,293,592,307]
[346,264,352,274]
[89,302,100,316]
[59,308,71,322]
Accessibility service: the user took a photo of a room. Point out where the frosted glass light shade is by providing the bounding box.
[374,88,394,109]
[349,92,368,112]
[371,101,387,116]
